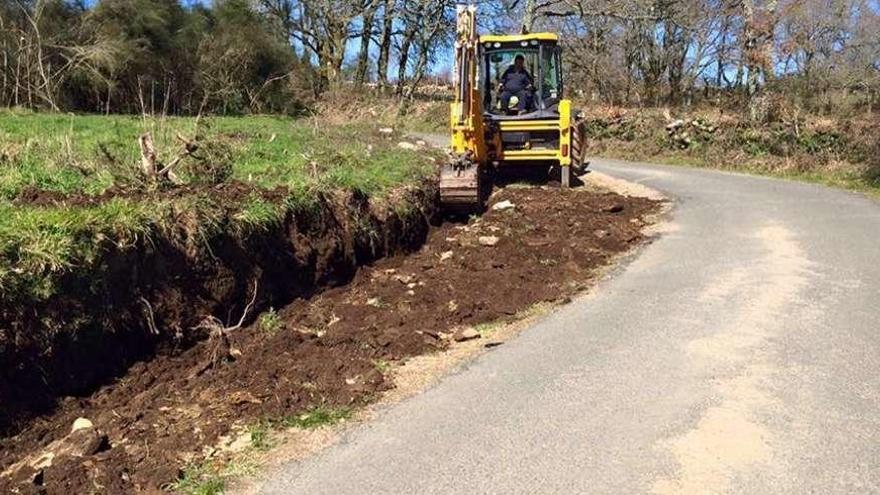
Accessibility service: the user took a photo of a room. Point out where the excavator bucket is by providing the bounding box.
[439,156,482,211]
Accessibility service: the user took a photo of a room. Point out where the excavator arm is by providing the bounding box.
[440,4,486,211]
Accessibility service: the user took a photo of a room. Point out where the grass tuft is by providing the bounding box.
[258,308,283,336]
[168,461,225,495]
[283,406,351,429]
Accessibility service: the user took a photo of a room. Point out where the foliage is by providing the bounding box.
[0,0,457,114]
[582,105,880,196]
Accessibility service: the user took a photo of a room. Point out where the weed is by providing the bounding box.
[474,321,502,336]
[372,359,392,374]
[168,462,225,495]
[283,406,351,429]
[258,308,283,335]
[248,422,273,451]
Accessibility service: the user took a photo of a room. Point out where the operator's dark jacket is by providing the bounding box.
[501,66,534,93]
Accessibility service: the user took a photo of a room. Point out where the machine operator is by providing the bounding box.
[498,54,534,113]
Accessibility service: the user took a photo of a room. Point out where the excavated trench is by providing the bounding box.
[0,176,661,494]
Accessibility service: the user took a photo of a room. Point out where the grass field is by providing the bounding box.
[0,110,435,299]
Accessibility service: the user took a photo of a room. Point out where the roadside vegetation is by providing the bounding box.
[0,109,434,301]
[577,103,880,196]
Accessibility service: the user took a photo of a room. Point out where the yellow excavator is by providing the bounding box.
[440,4,588,210]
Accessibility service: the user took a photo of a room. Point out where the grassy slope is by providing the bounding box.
[0,110,435,299]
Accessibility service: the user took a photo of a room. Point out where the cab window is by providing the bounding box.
[541,47,561,104]
[485,49,538,112]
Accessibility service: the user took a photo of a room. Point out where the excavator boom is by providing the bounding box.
[440,4,484,211]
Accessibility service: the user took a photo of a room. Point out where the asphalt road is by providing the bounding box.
[261,159,880,494]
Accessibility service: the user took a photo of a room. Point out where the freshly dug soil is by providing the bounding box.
[0,184,660,494]
[0,183,434,438]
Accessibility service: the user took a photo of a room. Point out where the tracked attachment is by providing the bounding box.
[440,152,482,212]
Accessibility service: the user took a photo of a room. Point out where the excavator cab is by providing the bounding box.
[442,5,587,211]
[483,36,561,117]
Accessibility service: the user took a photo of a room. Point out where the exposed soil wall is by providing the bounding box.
[0,183,436,438]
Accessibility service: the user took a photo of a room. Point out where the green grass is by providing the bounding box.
[597,146,880,200]
[0,109,433,201]
[0,198,154,298]
[282,406,351,429]
[168,406,351,494]
[168,461,226,495]
[0,110,435,300]
[248,421,273,451]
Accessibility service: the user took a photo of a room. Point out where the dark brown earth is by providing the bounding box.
[0,184,660,494]
[1,183,434,440]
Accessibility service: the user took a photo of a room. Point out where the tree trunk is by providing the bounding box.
[356,3,378,85]
[376,0,394,86]
[522,0,536,33]
[396,28,415,95]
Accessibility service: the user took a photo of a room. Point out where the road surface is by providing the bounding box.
[260,158,880,494]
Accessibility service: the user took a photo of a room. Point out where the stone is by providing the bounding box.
[64,427,108,457]
[478,236,500,246]
[491,200,516,211]
[602,203,625,213]
[71,417,93,433]
[439,251,454,261]
[453,328,480,342]
[378,127,394,135]
[397,141,418,150]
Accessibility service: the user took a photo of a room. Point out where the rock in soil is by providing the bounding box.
[70,417,93,433]
[453,328,481,342]
[602,203,625,213]
[0,186,660,494]
[478,236,500,246]
[491,200,516,211]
